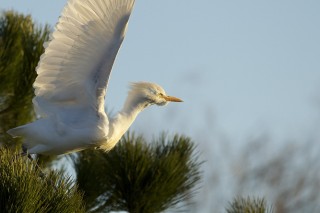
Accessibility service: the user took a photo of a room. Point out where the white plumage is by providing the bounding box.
[7,0,182,155]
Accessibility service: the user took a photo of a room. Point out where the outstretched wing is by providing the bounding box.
[33,0,135,125]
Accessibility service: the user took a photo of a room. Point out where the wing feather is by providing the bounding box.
[33,0,135,125]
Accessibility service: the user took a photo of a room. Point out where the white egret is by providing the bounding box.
[7,0,182,155]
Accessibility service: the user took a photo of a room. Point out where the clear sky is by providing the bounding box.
[2,0,320,211]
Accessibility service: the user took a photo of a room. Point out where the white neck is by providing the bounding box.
[100,94,148,151]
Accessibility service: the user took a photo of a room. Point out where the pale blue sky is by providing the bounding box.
[2,0,319,141]
[2,0,320,210]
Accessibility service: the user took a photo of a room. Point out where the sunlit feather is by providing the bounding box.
[7,0,182,155]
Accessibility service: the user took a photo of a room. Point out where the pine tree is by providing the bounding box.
[0,11,58,166]
[0,11,49,147]
[73,133,202,212]
[0,148,85,213]
[226,197,274,213]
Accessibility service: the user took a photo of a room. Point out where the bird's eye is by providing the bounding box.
[144,103,150,107]
[159,93,163,96]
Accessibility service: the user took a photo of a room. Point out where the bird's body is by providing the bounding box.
[7,0,182,155]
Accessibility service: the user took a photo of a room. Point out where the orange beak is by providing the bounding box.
[164,95,183,102]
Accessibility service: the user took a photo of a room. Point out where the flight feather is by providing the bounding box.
[33,0,135,125]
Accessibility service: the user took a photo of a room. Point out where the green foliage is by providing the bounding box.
[0,148,85,213]
[73,133,202,213]
[226,196,274,213]
[0,11,50,145]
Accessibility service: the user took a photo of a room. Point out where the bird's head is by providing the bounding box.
[128,82,183,107]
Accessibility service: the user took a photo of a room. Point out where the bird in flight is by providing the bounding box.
[7,0,182,155]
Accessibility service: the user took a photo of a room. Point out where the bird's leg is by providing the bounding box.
[21,144,28,157]
[12,147,46,178]
[20,146,57,190]
[24,153,46,179]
